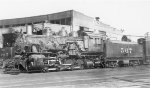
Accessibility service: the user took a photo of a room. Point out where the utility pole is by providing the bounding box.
[144,32,149,63]
[145,32,149,38]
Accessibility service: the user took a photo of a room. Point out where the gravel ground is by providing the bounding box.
[0,65,150,88]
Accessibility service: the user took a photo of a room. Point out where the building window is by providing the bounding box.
[66,17,71,25]
[55,20,60,24]
[50,20,55,24]
[49,17,71,25]
[79,26,89,31]
[60,19,66,25]
[4,25,10,28]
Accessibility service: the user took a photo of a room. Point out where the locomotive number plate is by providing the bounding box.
[121,48,132,54]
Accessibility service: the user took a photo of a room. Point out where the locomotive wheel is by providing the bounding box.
[65,59,74,65]
[18,64,26,72]
[118,61,124,67]
[100,61,105,68]
[76,59,84,70]
[25,65,29,73]
[56,67,60,72]
[70,65,74,71]
[42,67,49,73]
[111,62,118,68]
[80,64,84,70]
[105,61,117,68]
[139,60,143,65]
[130,60,140,66]
[129,61,137,66]
[25,63,32,73]
[64,59,75,71]
[84,59,94,69]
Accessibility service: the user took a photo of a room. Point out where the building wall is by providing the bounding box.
[94,21,123,40]
[0,26,27,34]
[0,28,10,34]
[0,28,9,48]
[72,10,123,40]
[44,23,71,33]
[33,23,71,35]
[0,10,123,42]
[48,10,72,20]
[0,33,3,48]
[72,10,94,32]
[0,10,72,26]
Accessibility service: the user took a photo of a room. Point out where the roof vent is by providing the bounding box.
[95,17,100,21]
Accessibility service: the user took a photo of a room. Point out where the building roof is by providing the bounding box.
[0,10,72,27]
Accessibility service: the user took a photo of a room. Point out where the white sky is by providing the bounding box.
[0,0,150,37]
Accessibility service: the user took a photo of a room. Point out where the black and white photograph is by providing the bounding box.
[0,0,150,88]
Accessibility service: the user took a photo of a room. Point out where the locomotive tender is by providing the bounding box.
[104,40,143,67]
[0,31,149,73]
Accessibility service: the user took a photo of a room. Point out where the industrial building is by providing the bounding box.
[0,10,123,48]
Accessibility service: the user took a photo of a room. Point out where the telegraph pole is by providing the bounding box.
[145,32,149,38]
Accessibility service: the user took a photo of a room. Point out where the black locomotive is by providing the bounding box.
[0,31,149,73]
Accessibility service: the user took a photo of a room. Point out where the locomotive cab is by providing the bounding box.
[83,31,105,53]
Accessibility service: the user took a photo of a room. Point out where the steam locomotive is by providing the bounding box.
[0,31,149,73]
